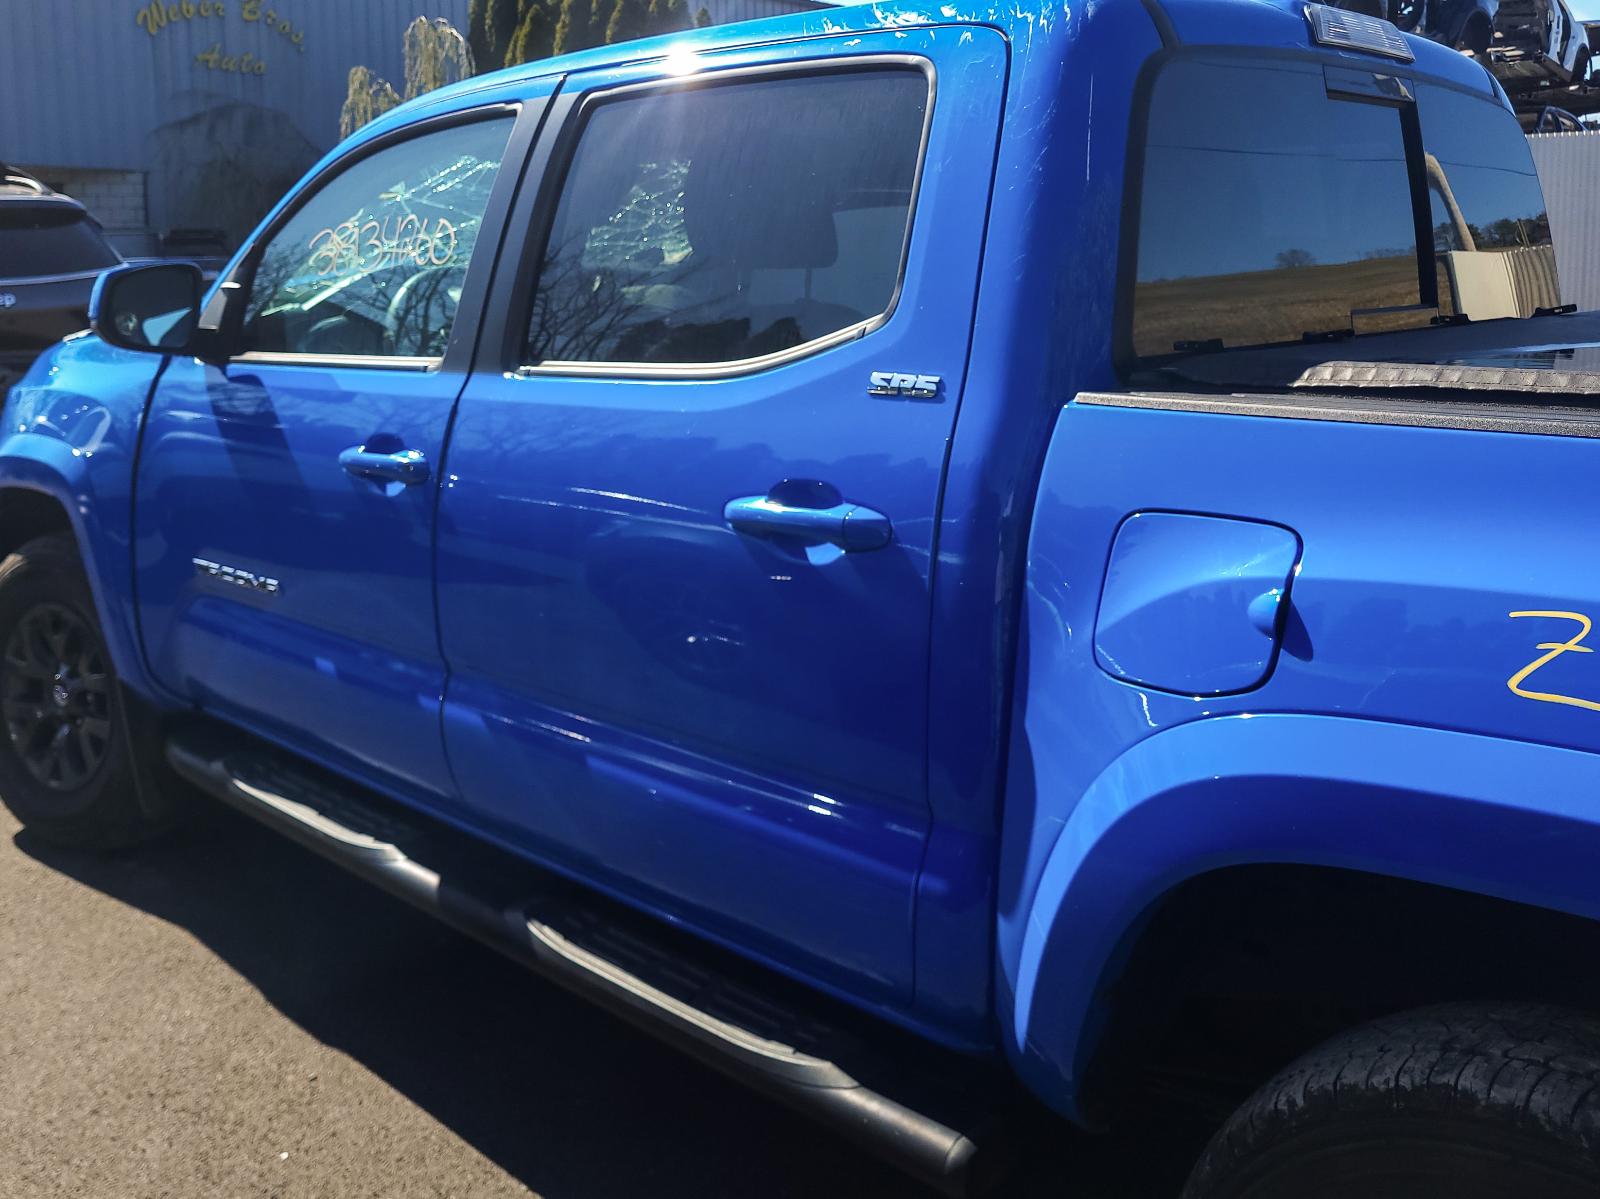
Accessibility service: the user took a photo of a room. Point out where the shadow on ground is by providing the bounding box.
[16,803,1209,1198]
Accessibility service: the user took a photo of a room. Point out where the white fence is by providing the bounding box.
[1528,130,1600,312]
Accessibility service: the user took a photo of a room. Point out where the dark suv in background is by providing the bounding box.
[0,164,122,392]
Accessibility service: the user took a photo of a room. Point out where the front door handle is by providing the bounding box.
[723,494,892,551]
[339,445,430,486]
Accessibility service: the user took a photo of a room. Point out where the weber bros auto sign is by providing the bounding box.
[133,1,308,76]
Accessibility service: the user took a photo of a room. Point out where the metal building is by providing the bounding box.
[0,0,822,258]
[1528,130,1600,312]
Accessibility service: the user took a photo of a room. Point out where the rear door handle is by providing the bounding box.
[339,445,430,486]
[723,494,892,551]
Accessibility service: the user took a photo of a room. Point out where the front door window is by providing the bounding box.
[243,117,513,359]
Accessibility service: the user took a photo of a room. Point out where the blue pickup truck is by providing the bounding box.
[7,0,1600,1192]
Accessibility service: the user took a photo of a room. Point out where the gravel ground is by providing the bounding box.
[0,798,1209,1198]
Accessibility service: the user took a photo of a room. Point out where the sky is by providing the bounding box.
[1574,0,1599,20]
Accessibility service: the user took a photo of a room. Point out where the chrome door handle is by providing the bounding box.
[723,494,892,551]
[339,445,430,486]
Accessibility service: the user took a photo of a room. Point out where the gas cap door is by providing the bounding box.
[1094,512,1301,696]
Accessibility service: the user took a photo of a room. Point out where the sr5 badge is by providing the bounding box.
[868,371,941,399]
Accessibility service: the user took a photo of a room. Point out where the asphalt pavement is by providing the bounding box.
[0,797,1209,1198]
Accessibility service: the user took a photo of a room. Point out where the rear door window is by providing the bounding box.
[0,207,120,279]
[524,69,929,369]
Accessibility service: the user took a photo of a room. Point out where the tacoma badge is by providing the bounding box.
[193,557,280,595]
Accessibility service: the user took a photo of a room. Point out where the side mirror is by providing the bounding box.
[90,262,204,354]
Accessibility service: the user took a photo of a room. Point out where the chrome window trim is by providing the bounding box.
[231,351,441,371]
[516,54,936,382]
[514,316,879,380]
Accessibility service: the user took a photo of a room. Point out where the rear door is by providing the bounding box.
[133,100,543,802]
[435,32,1007,999]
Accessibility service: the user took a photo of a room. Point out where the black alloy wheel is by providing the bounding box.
[2,600,113,791]
[0,534,166,849]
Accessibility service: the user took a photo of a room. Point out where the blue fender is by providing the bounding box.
[0,334,168,700]
[1005,712,1600,1120]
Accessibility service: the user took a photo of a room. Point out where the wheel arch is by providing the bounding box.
[0,486,74,560]
[1004,713,1600,1123]
[0,445,157,700]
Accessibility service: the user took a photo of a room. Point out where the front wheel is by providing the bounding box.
[1182,1003,1600,1199]
[0,535,161,849]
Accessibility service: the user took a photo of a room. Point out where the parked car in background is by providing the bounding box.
[1386,0,1498,54]
[158,228,232,282]
[1490,0,1593,90]
[1527,100,1587,127]
[0,165,122,393]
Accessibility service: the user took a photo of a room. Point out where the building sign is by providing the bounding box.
[134,0,307,76]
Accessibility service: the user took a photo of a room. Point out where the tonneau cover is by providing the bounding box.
[1157,311,1600,397]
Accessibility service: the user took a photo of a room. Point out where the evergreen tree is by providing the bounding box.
[469,0,521,70]
[605,0,650,44]
[646,0,692,35]
[552,0,609,56]
[507,0,557,64]
[587,0,611,48]
[488,0,704,70]
[694,5,712,26]
[493,0,524,67]
[551,0,578,56]
[467,0,492,66]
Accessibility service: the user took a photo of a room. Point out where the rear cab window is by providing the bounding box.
[1126,52,1555,364]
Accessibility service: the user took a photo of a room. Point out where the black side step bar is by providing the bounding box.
[166,728,1009,1197]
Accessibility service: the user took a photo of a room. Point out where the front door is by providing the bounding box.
[134,108,525,802]
[436,33,1006,1000]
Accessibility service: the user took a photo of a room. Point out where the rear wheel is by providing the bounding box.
[0,535,161,849]
[1181,1003,1600,1199]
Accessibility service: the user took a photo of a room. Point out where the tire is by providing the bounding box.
[1181,1003,1600,1199]
[1456,14,1491,57]
[1389,0,1422,33]
[0,534,158,850]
